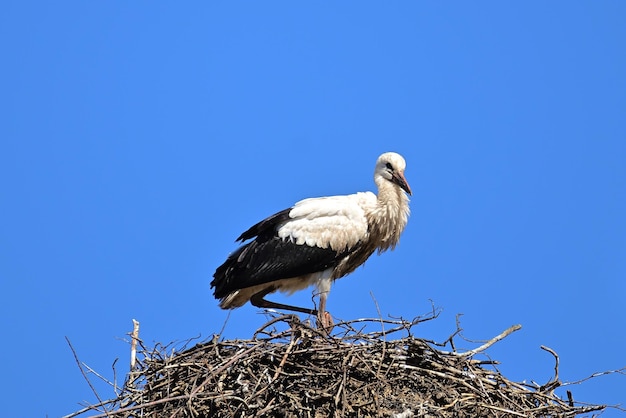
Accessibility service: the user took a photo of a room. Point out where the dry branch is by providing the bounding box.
[66,314,612,418]
[129,319,140,371]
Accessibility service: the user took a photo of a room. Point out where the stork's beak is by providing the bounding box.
[392,171,412,195]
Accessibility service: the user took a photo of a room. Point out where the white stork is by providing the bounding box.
[211,152,411,328]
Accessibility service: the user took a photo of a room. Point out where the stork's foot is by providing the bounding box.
[316,310,334,334]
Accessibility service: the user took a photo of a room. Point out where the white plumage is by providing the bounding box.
[279,193,374,251]
[211,152,411,328]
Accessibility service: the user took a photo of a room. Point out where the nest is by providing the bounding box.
[67,312,609,417]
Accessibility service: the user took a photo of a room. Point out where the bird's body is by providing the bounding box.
[211,152,411,326]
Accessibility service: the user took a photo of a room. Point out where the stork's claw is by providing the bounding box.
[316,310,334,333]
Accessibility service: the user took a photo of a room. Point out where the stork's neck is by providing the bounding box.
[369,179,410,252]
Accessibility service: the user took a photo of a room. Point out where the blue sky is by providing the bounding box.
[2,2,625,417]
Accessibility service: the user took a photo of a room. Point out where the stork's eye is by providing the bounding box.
[385,162,393,170]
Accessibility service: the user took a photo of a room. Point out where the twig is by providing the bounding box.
[111,358,119,395]
[476,403,527,417]
[561,366,626,386]
[370,291,388,379]
[539,345,560,392]
[130,319,140,371]
[82,363,116,388]
[253,314,299,339]
[444,313,465,351]
[217,310,231,339]
[369,291,386,339]
[453,324,522,357]
[272,334,298,380]
[65,336,110,417]
[61,398,119,418]
[88,394,205,418]
[252,333,300,400]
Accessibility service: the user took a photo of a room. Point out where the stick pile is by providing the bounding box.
[69,314,607,417]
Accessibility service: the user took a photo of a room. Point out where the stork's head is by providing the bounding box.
[374,152,412,195]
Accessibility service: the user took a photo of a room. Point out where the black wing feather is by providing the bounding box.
[236,208,291,242]
[211,207,353,298]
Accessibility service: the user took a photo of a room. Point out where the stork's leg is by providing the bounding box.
[250,286,317,316]
[316,289,334,331]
